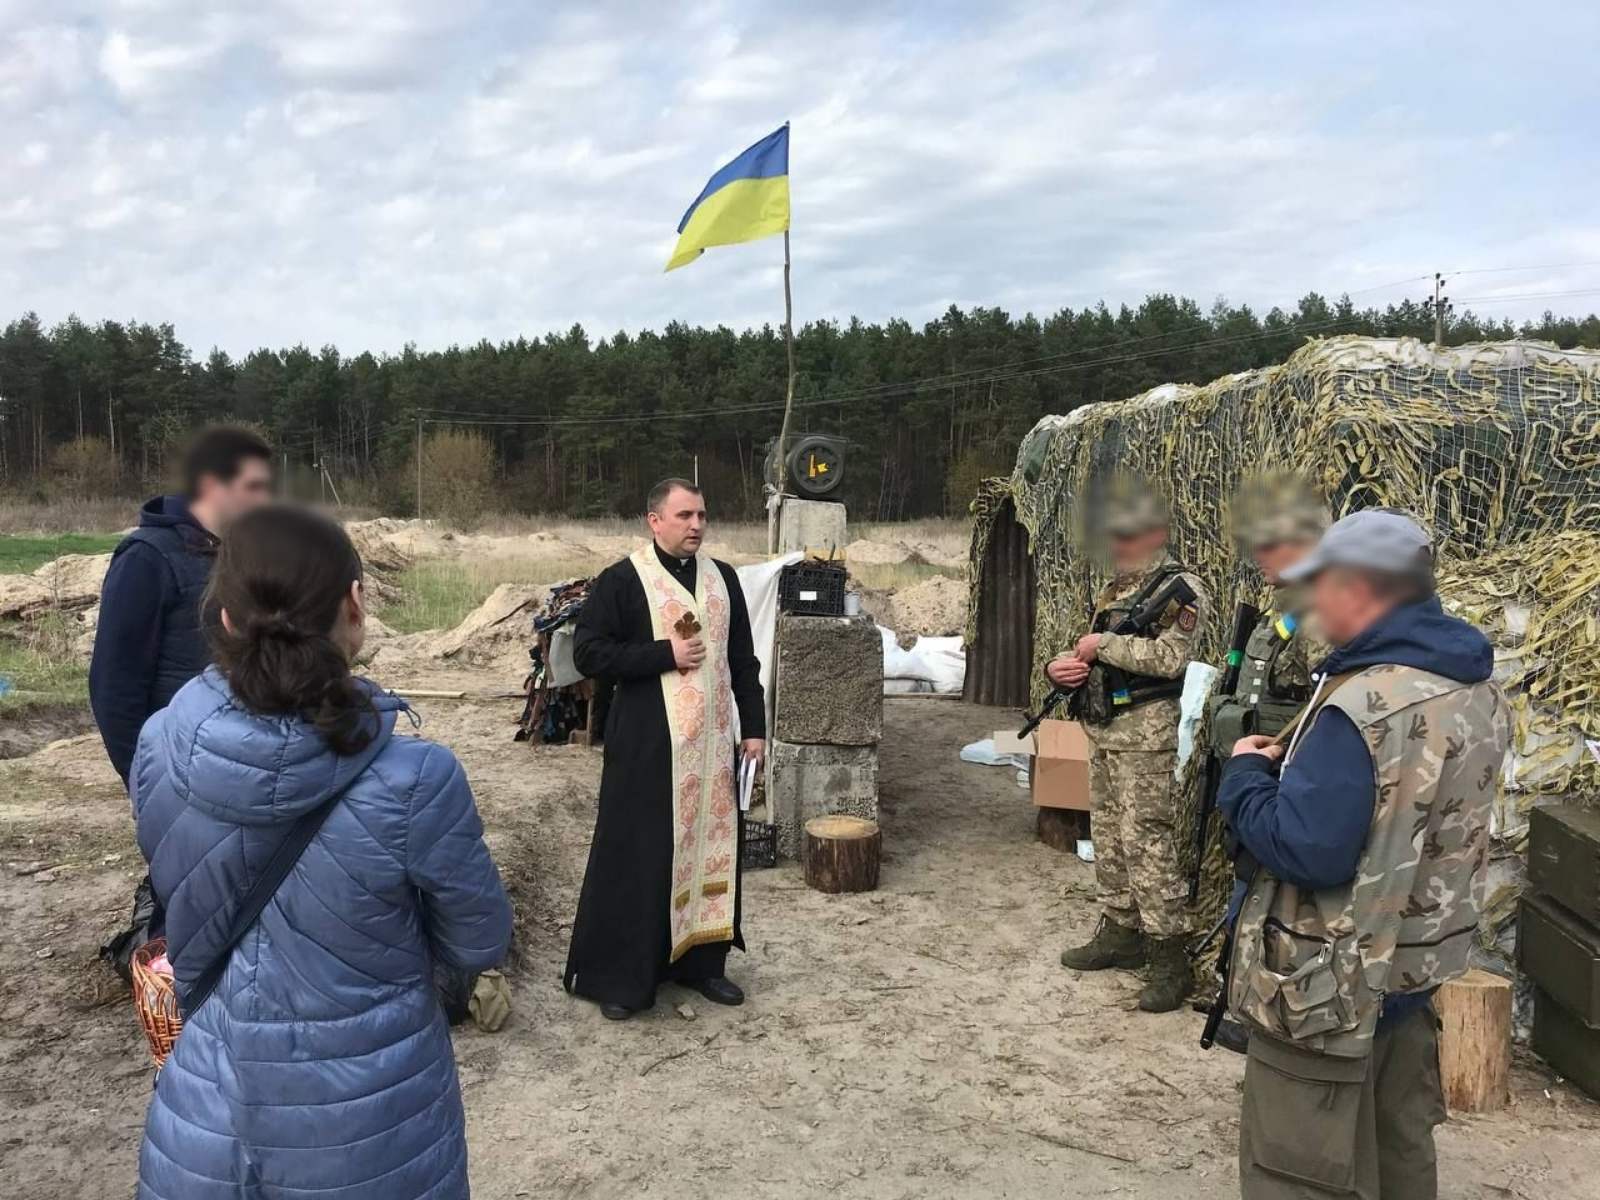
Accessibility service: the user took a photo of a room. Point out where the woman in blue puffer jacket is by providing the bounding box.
[131,504,513,1199]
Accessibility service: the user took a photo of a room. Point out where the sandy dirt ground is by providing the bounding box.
[2,683,1598,1199]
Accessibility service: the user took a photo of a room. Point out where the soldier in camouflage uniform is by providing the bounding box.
[1210,483,1333,754]
[1217,511,1508,1200]
[1200,485,1332,1051]
[1053,491,1210,1013]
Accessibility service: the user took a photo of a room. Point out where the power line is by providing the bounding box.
[1447,260,1600,277]
[417,311,1366,430]
[1452,287,1600,305]
[412,277,1446,425]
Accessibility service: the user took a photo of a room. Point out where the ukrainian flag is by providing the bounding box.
[665,124,790,272]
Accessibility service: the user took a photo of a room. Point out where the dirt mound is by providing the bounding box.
[345,518,416,575]
[0,704,98,761]
[0,553,112,620]
[843,538,965,571]
[886,574,969,638]
[427,583,546,664]
[843,538,919,566]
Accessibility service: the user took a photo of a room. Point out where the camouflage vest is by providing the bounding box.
[1228,664,1507,1057]
[1208,610,1312,753]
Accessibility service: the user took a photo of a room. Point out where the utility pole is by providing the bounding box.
[415,412,424,519]
[1433,272,1449,350]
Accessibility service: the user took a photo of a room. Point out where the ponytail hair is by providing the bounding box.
[206,505,376,755]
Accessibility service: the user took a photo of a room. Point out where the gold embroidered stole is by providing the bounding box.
[628,546,739,961]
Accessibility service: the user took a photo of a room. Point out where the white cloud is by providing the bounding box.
[97,26,229,102]
[2,0,1598,354]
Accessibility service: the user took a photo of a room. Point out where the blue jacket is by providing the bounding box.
[91,496,218,783]
[1218,595,1494,1021]
[131,668,513,1200]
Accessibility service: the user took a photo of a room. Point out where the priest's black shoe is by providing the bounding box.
[692,977,745,1007]
[600,1002,635,1021]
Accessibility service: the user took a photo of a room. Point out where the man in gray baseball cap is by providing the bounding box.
[1210,506,1508,1200]
[1280,508,1435,591]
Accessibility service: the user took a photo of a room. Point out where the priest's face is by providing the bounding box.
[648,485,707,557]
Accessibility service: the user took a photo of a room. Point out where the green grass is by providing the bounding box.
[0,533,121,574]
[382,555,596,634]
[0,614,89,714]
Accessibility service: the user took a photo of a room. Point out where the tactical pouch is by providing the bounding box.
[1241,922,1362,1043]
[1242,1033,1368,1191]
[1209,696,1251,750]
[1071,665,1114,725]
[1252,699,1305,740]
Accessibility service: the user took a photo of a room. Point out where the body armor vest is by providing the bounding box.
[1208,610,1309,752]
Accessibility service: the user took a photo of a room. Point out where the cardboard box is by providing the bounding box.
[1029,719,1092,811]
[992,729,1034,758]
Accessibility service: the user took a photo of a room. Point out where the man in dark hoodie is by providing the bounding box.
[89,427,273,783]
[1216,510,1507,1200]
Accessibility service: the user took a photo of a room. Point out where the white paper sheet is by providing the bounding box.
[738,753,759,813]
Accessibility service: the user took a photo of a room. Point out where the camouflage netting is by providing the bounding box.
[969,335,1600,939]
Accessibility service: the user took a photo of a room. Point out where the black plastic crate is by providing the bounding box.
[778,561,847,616]
[742,819,778,870]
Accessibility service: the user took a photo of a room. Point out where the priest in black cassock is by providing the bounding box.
[564,478,766,1020]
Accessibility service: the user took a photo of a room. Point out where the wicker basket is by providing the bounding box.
[130,938,182,1067]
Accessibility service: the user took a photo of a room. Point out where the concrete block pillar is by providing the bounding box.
[774,613,883,745]
[767,741,879,860]
[774,496,847,556]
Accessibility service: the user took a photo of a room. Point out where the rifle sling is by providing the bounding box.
[1267,671,1361,749]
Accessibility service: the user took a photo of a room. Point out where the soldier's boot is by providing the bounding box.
[1060,918,1145,971]
[1138,936,1195,1012]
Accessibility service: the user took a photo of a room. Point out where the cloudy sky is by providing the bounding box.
[4,1,1599,356]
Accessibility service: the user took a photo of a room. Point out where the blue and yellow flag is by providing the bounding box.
[665,124,789,272]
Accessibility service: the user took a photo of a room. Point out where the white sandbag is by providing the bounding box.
[1175,660,1220,775]
[880,624,934,682]
[911,635,965,694]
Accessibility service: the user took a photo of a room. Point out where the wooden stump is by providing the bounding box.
[803,815,881,894]
[1036,807,1089,852]
[1437,969,1512,1113]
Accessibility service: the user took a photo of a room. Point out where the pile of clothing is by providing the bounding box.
[514,577,600,745]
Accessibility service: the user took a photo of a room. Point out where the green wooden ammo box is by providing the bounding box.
[1529,805,1600,930]
[1533,986,1600,1101]
[1519,892,1600,1028]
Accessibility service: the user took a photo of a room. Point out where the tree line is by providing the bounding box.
[3,295,1597,520]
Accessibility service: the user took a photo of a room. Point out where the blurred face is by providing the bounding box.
[1110,526,1167,573]
[647,486,707,557]
[1252,537,1318,586]
[196,456,274,529]
[1309,567,1386,646]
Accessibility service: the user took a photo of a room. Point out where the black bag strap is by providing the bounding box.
[179,777,354,1017]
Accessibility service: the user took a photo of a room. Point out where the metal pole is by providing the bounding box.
[415,413,424,519]
[776,229,797,498]
[1433,273,1445,350]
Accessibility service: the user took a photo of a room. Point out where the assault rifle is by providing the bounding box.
[1192,909,1236,1051]
[1017,573,1199,738]
[1186,602,1261,904]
